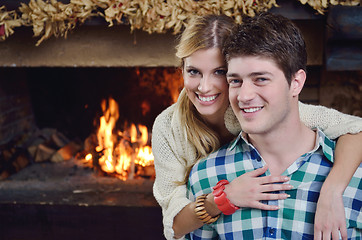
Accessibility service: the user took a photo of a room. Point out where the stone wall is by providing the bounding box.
[0,70,36,145]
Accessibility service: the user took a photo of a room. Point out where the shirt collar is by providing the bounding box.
[228,128,335,163]
[312,128,335,162]
[228,131,252,152]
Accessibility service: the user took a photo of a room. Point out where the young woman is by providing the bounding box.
[152,14,362,240]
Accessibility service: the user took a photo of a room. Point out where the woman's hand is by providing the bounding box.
[314,185,347,240]
[313,133,362,240]
[224,165,292,210]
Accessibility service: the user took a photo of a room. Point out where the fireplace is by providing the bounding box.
[0,66,183,171]
[0,66,183,239]
[0,4,189,234]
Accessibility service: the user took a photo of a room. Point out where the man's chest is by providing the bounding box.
[190,149,331,195]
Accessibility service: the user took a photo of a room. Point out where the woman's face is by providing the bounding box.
[183,48,229,123]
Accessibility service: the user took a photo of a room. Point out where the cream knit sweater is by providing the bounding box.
[152,99,362,240]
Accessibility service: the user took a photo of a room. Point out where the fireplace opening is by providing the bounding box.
[0,66,185,199]
[27,67,181,141]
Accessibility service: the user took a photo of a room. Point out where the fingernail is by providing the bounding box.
[284,177,290,181]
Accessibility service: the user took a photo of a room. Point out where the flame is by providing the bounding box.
[135,146,154,167]
[85,153,92,162]
[86,97,154,180]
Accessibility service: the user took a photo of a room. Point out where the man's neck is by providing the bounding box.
[247,114,316,176]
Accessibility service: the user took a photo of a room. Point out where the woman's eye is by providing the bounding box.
[187,69,199,76]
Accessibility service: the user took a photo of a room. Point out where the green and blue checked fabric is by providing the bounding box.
[186,129,362,240]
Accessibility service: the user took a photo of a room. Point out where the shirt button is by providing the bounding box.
[269,228,275,236]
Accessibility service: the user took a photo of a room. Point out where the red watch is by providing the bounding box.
[212,180,239,215]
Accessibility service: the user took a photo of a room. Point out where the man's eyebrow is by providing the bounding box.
[226,72,239,78]
[250,71,271,76]
[226,71,272,78]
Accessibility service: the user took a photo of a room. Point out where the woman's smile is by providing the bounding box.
[196,93,220,104]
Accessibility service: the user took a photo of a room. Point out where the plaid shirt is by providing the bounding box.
[187,129,362,240]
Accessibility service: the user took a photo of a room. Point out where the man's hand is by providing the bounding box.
[314,189,347,240]
[224,165,293,210]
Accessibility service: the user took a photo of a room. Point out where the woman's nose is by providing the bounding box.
[197,75,212,92]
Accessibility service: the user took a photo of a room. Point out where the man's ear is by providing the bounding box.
[290,69,306,97]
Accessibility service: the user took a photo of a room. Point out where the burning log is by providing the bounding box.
[79,97,155,180]
[137,165,156,179]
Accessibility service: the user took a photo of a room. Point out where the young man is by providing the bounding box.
[186,12,361,239]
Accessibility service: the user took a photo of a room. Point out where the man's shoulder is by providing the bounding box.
[188,140,249,194]
[315,128,336,162]
[193,142,236,169]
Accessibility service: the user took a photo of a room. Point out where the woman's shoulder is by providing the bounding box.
[224,105,241,136]
[153,103,177,130]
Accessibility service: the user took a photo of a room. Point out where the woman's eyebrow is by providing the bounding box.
[184,65,196,69]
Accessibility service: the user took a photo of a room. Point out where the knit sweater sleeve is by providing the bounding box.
[152,105,193,240]
[299,102,362,139]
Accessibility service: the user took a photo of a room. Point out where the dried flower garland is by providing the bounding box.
[19,0,98,46]
[0,6,22,41]
[299,0,359,14]
[0,0,360,46]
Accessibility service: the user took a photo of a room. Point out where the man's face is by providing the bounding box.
[227,56,294,135]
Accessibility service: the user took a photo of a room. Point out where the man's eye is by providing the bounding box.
[215,69,227,76]
[228,79,241,85]
[256,77,268,82]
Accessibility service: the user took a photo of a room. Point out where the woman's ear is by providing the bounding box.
[290,69,306,97]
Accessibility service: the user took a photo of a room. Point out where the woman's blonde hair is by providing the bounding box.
[175,14,235,161]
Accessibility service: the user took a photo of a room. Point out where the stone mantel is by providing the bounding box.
[0,24,179,67]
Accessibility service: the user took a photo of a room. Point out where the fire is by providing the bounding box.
[84,97,154,180]
[137,67,183,104]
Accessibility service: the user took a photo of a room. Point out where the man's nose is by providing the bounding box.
[237,81,256,102]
